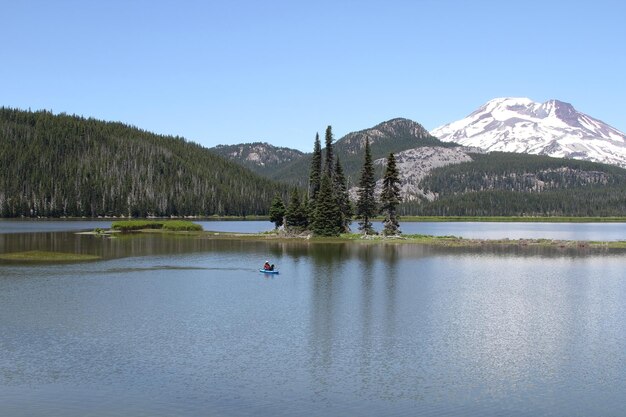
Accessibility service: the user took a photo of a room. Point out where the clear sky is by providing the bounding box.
[1,0,625,151]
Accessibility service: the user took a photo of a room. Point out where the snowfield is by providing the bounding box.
[431,97,626,168]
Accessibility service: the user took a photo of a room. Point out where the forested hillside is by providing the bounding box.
[0,108,288,217]
[409,152,626,216]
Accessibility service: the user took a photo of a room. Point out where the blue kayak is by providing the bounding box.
[259,269,279,274]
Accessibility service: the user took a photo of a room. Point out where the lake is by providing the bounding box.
[2,219,626,240]
[1,223,626,416]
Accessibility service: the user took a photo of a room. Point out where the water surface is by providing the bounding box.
[1,232,625,416]
[0,219,113,234]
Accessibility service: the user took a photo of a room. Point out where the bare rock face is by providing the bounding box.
[349,146,476,201]
[431,97,626,168]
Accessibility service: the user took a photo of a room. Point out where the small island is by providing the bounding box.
[98,220,626,252]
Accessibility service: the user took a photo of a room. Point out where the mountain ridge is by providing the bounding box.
[213,118,452,186]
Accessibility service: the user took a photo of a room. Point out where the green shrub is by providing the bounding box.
[161,220,203,231]
[111,220,202,232]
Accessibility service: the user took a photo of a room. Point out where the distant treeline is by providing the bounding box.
[407,152,626,216]
[0,108,288,217]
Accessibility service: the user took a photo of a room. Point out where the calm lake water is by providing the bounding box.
[1,224,626,416]
[2,219,626,241]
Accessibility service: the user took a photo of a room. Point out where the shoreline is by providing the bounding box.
[100,228,626,251]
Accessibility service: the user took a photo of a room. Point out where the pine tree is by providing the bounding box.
[333,157,353,232]
[324,125,334,177]
[380,152,401,236]
[308,132,322,201]
[356,139,377,235]
[268,194,286,229]
[285,188,308,230]
[311,173,343,236]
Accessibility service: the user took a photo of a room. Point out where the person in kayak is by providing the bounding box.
[263,261,274,271]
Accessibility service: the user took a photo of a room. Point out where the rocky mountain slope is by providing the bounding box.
[349,146,478,202]
[431,97,626,168]
[210,142,304,176]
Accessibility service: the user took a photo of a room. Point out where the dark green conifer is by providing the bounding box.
[268,194,286,229]
[356,139,377,235]
[308,133,322,201]
[333,157,353,232]
[311,173,343,236]
[323,125,334,177]
[380,153,401,236]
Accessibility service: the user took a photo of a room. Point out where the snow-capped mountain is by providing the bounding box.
[431,97,626,168]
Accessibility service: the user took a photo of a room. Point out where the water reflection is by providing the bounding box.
[306,244,417,402]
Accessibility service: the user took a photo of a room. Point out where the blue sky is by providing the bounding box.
[1,0,625,151]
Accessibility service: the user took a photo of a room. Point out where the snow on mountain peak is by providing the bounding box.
[431,98,626,168]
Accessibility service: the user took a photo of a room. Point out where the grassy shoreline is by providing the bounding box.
[95,220,626,250]
[257,232,626,250]
[106,226,626,251]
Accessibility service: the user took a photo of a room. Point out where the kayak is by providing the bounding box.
[259,269,279,274]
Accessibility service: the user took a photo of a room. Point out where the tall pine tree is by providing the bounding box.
[324,125,334,177]
[380,153,401,236]
[333,157,353,233]
[356,139,377,235]
[308,133,322,201]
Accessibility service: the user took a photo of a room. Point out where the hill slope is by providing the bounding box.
[210,142,304,177]
[431,97,626,167]
[0,108,287,217]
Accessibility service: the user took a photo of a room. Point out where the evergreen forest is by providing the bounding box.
[0,108,288,217]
